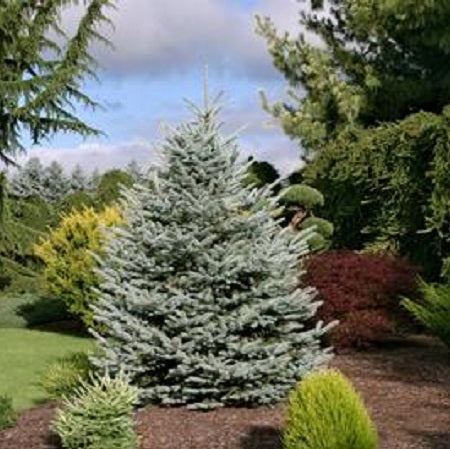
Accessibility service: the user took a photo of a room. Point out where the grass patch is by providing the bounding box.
[0,293,68,329]
[0,328,93,411]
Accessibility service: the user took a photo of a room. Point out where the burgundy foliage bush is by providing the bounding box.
[303,250,419,350]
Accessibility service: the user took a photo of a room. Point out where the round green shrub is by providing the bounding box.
[40,352,92,399]
[301,217,334,239]
[283,369,378,449]
[280,184,324,210]
[52,373,138,449]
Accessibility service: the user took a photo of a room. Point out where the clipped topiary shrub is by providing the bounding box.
[304,250,419,350]
[283,369,378,449]
[0,395,16,431]
[402,280,450,347]
[52,373,138,449]
[41,352,93,399]
[34,206,123,328]
[278,184,333,251]
[280,184,324,210]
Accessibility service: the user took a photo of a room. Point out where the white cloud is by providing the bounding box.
[10,125,300,177]
[8,140,156,175]
[64,0,302,78]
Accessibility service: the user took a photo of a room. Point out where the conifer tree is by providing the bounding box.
[70,164,88,193]
[42,160,70,202]
[0,0,115,165]
[10,157,45,199]
[86,168,101,194]
[91,100,333,409]
[125,159,144,184]
[256,0,450,155]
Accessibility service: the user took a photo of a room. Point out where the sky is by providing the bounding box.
[13,0,305,176]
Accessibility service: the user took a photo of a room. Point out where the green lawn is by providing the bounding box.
[0,328,93,410]
[0,292,69,329]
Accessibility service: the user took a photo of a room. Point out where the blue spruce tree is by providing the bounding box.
[91,100,333,409]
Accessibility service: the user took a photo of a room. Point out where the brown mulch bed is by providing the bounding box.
[1,337,449,449]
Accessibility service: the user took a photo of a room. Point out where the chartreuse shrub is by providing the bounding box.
[402,280,450,347]
[91,101,333,409]
[40,352,93,399]
[0,395,16,430]
[34,206,123,328]
[53,373,138,449]
[283,369,378,449]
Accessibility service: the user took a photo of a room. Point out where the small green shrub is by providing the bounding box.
[41,352,92,399]
[0,395,16,430]
[280,184,324,210]
[402,280,450,347]
[52,373,138,449]
[283,369,378,449]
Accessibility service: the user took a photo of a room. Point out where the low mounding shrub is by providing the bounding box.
[402,280,450,347]
[283,369,378,449]
[0,395,16,431]
[41,352,92,399]
[52,373,138,449]
[34,206,123,328]
[304,250,418,350]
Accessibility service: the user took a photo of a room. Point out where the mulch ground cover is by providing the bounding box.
[1,337,449,449]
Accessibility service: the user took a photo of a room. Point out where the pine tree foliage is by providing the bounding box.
[42,160,70,202]
[86,168,101,194]
[402,280,450,347]
[0,0,115,165]
[91,102,333,409]
[10,157,45,199]
[304,109,450,277]
[70,164,88,192]
[257,0,450,277]
[10,157,72,203]
[125,160,144,184]
[244,158,280,190]
[256,0,450,155]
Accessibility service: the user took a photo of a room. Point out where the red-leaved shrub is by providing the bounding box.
[303,251,419,350]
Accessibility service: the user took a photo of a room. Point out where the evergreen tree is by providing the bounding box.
[244,158,280,190]
[256,0,450,155]
[86,168,101,195]
[94,169,134,206]
[42,160,70,203]
[256,0,450,277]
[10,157,45,199]
[0,0,115,165]
[70,164,88,193]
[91,101,332,409]
[125,159,144,184]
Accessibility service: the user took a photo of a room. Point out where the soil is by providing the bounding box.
[1,337,449,449]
